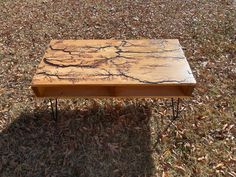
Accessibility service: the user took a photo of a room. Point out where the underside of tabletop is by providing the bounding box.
[31,84,195,98]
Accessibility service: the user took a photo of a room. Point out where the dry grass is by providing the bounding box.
[0,0,235,176]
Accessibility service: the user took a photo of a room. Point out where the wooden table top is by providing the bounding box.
[31,39,196,98]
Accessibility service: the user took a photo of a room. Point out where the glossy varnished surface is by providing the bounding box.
[31,39,196,97]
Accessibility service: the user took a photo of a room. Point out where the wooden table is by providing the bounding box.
[31,39,196,120]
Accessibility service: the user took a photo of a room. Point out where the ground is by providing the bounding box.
[0,0,235,177]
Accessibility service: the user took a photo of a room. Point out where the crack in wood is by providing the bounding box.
[35,40,191,84]
[36,65,185,85]
[117,70,186,84]
[45,40,184,69]
[43,57,99,68]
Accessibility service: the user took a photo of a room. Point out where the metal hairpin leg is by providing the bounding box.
[171,98,180,120]
[153,98,182,148]
[49,99,58,121]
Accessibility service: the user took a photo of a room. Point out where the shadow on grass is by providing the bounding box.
[0,102,155,177]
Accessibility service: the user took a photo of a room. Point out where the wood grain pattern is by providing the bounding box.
[31,39,196,97]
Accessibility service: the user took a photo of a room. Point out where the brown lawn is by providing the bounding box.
[0,0,235,176]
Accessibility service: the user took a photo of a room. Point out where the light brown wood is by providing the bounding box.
[31,39,196,98]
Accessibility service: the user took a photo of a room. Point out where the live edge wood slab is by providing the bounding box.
[31,39,196,98]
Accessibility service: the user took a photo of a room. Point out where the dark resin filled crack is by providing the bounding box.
[34,40,192,85]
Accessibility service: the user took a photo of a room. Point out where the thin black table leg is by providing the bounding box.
[55,99,58,121]
[171,98,180,120]
[49,99,58,121]
[154,98,182,148]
